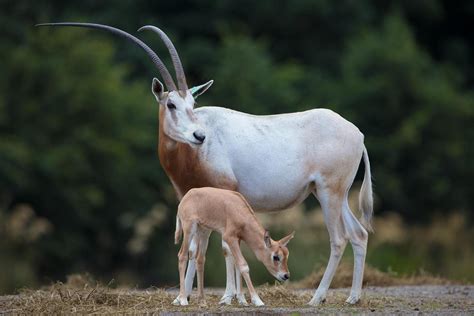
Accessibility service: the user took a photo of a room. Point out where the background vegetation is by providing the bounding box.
[1,0,472,293]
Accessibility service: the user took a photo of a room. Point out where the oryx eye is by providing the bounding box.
[167,102,176,110]
[273,255,280,262]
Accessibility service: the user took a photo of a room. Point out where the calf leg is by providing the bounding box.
[309,189,348,306]
[235,266,248,305]
[219,240,237,305]
[173,222,196,306]
[184,237,197,298]
[225,237,264,306]
[342,201,368,304]
[196,228,211,303]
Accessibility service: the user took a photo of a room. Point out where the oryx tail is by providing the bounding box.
[359,146,374,232]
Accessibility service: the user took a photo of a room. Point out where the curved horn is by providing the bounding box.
[36,22,177,91]
[138,25,188,92]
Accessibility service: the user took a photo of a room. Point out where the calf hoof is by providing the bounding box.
[345,294,360,305]
[308,295,326,306]
[219,294,234,305]
[236,294,248,306]
[251,296,265,307]
[172,295,189,306]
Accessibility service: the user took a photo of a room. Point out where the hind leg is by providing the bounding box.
[196,228,211,303]
[173,221,196,306]
[184,237,197,299]
[309,188,348,306]
[342,200,368,304]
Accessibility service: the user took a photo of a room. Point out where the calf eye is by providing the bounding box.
[273,255,280,262]
[167,102,176,110]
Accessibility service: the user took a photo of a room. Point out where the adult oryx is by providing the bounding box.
[37,22,373,305]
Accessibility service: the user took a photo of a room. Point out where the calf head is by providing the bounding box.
[261,231,295,282]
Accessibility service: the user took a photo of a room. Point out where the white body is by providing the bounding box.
[193,106,363,211]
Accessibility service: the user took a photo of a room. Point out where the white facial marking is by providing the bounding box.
[162,90,206,145]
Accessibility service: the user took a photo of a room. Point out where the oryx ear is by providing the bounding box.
[151,78,165,101]
[190,80,213,99]
[264,230,272,248]
[278,231,295,247]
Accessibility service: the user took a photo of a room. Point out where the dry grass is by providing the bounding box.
[0,269,465,314]
[3,276,169,314]
[0,279,308,314]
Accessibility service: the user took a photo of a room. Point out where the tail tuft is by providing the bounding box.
[359,146,374,233]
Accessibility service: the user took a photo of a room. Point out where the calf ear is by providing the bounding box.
[264,230,272,248]
[190,80,213,99]
[151,78,165,101]
[278,231,295,247]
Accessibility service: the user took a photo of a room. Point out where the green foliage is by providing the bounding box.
[209,36,305,114]
[327,14,474,219]
[0,28,171,292]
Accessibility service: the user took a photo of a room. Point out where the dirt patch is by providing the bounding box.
[0,276,472,315]
[294,262,456,289]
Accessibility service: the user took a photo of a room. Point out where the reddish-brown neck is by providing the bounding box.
[157,107,236,199]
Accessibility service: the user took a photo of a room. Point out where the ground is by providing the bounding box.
[1,285,473,315]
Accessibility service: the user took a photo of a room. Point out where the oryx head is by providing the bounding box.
[36,22,213,145]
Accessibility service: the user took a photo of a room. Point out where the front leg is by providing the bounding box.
[235,265,249,306]
[196,229,211,305]
[226,237,264,307]
[219,240,237,305]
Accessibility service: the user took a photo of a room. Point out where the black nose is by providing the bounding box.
[193,131,205,143]
[283,273,289,280]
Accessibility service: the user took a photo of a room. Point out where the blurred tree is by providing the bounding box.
[0,27,173,290]
[208,36,305,114]
[327,14,474,221]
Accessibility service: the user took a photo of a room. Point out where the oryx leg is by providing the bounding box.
[196,228,211,304]
[184,237,197,299]
[219,240,237,305]
[342,201,368,304]
[309,188,348,306]
[173,221,197,306]
[225,237,264,306]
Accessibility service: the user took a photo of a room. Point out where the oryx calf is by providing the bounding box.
[174,187,294,306]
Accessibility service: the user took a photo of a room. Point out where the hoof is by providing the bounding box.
[219,294,234,305]
[251,296,265,307]
[308,296,326,306]
[236,294,249,306]
[172,295,189,306]
[345,295,360,305]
